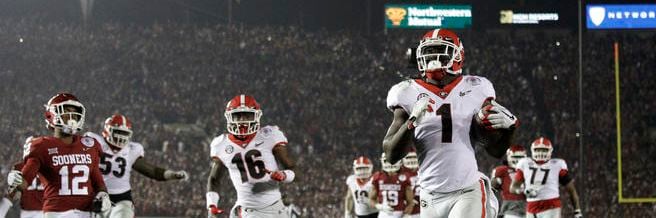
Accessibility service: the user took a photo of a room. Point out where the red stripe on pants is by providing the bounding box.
[479,179,486,218]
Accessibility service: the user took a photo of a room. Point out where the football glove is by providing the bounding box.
[267,169,295,183]
[574,209,583,218]
[478,100,518,130]
[408,97,434,129]
[524,188,538,198]
[375,203,394,212]
[92,191,112,213]
[206,192,224,217]
[164,170,189,181]
[7,170,23,188]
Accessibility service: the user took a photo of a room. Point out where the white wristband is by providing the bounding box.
[282,170,295,183]
[206,191,220,208]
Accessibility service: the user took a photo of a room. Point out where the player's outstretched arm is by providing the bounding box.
[206,159,225,216]
[344,188,353,218]
[383,108,414,164]
[270,144,297,183]
[565,180,583,217]
[132,158,188,181]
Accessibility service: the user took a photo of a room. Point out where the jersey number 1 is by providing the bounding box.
[231,150,266,183]
[436,103,452,143]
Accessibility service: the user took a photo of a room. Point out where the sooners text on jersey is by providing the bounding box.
[371,171,412,212]
[22,136,105,212]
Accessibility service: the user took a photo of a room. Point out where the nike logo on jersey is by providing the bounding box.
[459,90,472,97]
[254,141,264,147]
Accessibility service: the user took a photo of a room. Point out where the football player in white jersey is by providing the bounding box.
[383,29,519,218]
[344,156,378,218]
[84,114,189,218]
[206,95,297,218]
[510,137,583,218]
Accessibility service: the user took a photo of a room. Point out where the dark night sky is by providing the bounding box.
[0,0,653,31]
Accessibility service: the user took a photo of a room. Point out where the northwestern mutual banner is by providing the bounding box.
[587,4,656,29]
[385,4,472,29]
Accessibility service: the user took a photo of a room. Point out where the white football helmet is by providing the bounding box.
[44,93,86,134]
[381,153,401,173]
[402,152,419,170]
[531,137,553,163]
[506,145,527,168]
[353,156,373,179]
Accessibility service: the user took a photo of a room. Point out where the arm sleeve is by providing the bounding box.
[558,159,572,185]
[209,136,223,160]
[21,158,40,185]
[480,77,496,100]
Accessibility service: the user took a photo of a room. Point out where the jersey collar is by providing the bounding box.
[228,133,256,148]
[414,75,463,99]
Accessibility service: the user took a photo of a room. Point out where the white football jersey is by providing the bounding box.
[386,76,496,193]
[346,175,378,216]
[515,158,568,202]
[84,132,144,195]
[210,125,288,208]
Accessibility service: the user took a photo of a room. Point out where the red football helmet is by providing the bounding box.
[416,29,465,80]
[44,93,85,134]
[506,145,527,168]
[353,156,373,179]
[224,95,262,136]
[102,114,133,149]
[531,137,553,163]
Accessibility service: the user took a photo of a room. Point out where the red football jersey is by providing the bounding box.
[400,168,420,215]
[492,165,525,201]
[371,171,412,212]
[21,135,106,212]
[13,162,44,211]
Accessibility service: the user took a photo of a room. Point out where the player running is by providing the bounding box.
[344,156,378,218]
[491,145,527,218]
[510,137,583,218]
[84,114,188,218]
[7,93,111,218]
[383,29,519,218]
[206,94,297,218]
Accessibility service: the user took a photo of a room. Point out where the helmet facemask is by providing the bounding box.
[225,109,262,136]
[416,38,463,75]
[381,153,401,173]
[105,126,132,149]
[353,165,373,179]
[531,147,552,163]
[402,152,419,170]
[47,101,85,135]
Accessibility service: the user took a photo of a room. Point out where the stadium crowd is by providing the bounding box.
[0,17,654,217]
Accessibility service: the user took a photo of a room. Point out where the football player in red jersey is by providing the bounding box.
[7,93,111,218]
[400,151,420,218]
[491,145,527,218]
[84,114,188,218]
[369,153,415,218]
[1,137,45,218]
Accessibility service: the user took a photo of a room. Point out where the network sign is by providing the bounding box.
[587,4,656,29]
[385,4,472,29]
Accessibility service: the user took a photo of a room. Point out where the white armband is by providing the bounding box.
[282,170,295,183]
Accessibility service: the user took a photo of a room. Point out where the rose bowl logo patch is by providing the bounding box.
[81,137,95,147]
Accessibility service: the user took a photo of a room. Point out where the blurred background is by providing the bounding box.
[0,0,654,217]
